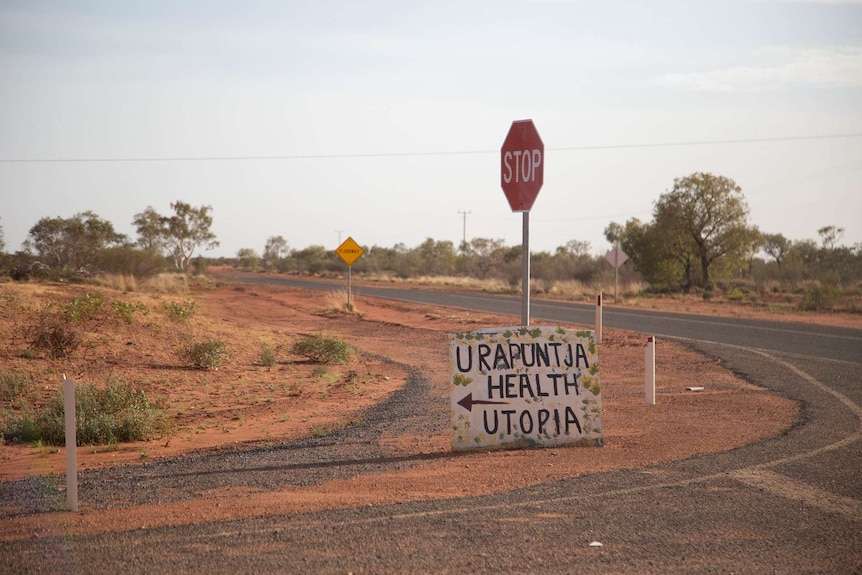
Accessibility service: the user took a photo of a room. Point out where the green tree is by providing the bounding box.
[0,217,5,252]
[416,238,457,276]
[263,235,289,271]
[762,233,792,271]
[816,226,855,285]
[293,245,331,274]
[132,206,168,254]
[164,202,219,271]
[458,238,509,280]
[548,239,597,283]
[603,222,625,246]
[236,248,261,271]
[635,219,695,289]
[817,225,844,251]
[605,219,647,272]
[133,202,219,271]
[605,218,683,287]
[23,211,128,272]
[388,242,419,278]
[653,173,757,288]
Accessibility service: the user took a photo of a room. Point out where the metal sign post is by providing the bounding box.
[335,237,364,311]
[604,243,629,303]
[521,212,530,325]
[501,119,544,326]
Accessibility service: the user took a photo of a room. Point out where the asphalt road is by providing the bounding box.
[240,275,862,364]
[4,276,861,574]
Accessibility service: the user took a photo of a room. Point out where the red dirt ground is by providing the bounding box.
[2,277,829,538]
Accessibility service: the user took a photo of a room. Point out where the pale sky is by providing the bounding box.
[1,0,861,259]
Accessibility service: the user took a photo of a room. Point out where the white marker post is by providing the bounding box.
[63,375,78,512]
[645,336,656,405]
[595,293,603,344]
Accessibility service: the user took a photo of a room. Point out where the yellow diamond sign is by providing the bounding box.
[335,236,364,266]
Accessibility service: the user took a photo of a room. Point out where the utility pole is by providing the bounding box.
[458,210,471,248]
[336,229,344,244]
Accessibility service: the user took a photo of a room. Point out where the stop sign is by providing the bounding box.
[501,119,544,212]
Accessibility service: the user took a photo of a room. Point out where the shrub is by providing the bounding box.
[0,372,31,402]
[193,256,209,276]
[799,283,842,312]
[291,334,353,363]
[178,340,228,370]
[1,380,167,445]
[25,317,82,359]
[111,300,149,324]
[311,365,329,381]
[257,344,277,367]
[727,287,745,302]
[63,293,104,323]
[166,298,196,320]
[1,408,39,443]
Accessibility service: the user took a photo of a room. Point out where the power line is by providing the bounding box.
[1,132,861,164]
[552,132,862,152]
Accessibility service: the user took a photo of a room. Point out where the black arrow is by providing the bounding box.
[457,392,510,412]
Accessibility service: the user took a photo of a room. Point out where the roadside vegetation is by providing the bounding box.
[229,175,861,315]
[1,177,860,314]
[0,277,368,449]
[291,334,353,364]
[0,174,859,449]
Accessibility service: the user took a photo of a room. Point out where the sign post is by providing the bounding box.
[604,243,629,303]
[501,119,544,326]
[335,237,364,311]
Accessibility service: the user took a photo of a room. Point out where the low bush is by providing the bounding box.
[166,298,196,321]
[178,340,228,370]
[25,317,82,359]
[291,334,353,364]
[0,372,31,402]
[111,300,149,323]
[799,283,842,312]
[1,379,167,445]
[257,344,277,367]
[63,292,104,323]
[727,287,745,302]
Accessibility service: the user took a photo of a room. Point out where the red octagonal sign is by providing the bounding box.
[501,119,544,212]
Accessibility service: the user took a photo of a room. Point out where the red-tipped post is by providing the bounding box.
[595,292,602,344]
[645,336,656,405]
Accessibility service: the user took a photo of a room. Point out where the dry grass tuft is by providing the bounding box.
[140,273,190,295]
[324,288,361,315]
[547,279,649,303]
[99,274,139,293]
[361,274,516,293]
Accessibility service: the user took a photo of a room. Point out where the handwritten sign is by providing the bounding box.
[450,326,603,451]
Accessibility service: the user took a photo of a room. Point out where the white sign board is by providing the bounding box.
[449,326,603,451]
